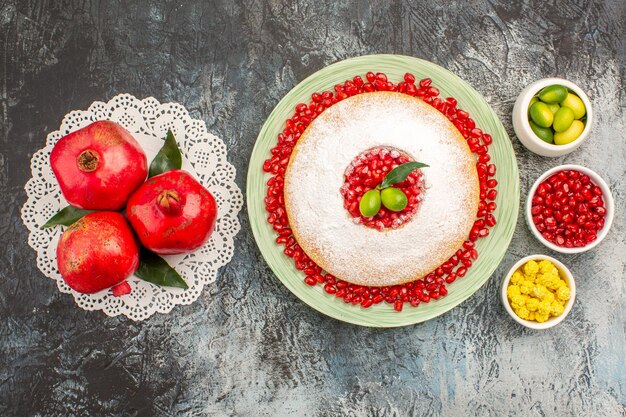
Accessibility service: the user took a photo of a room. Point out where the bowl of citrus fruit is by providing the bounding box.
[513,78,592,157]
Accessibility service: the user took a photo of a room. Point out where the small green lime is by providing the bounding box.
[553,106,575,133]
[560,93,586,119]
[359,189,381,217]
[529,120,554,144]
[547,103,560,114]
[538,85,568,103]
[554,120,585,145]
[529,102,554,128]
[381,187,408,212]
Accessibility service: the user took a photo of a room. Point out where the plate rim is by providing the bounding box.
[247,54,520,327]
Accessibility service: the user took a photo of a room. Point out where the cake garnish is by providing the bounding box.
[379,161,429,189]
[359,162,428,217]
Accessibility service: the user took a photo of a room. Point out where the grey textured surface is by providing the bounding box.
[1,1,625,416]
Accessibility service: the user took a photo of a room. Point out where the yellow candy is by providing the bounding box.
[556,286,571,301]
[538,300,552,316]
[511,294,528,309]
[535,313,550,323]
[535,273,547,286]
[543,291,555,303]
[533,284,549,300]
[526,298,540,312]
[520,280,534,295]
[547,276,561,290]
[551,301,565,317]
[516,306,530,320]
[523,260,539,276]
[538,260,553,274]
[510,271,524,285]
[507,285,521,299]
[528,311,536,321]
[537,273,555,288]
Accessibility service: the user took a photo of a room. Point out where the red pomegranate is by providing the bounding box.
[57,212,140,294]
[50,120,148,210]
[126,169,217,255]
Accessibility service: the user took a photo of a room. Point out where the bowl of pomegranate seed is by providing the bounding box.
[526,165,614,253]
[501,254,576,330]
[513,78,592,157]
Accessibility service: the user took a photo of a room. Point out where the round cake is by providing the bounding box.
[284,91,480,287]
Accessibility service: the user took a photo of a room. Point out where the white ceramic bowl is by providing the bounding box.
[526,164,615,254]
[501,254,576,330]
[513,78,593,157]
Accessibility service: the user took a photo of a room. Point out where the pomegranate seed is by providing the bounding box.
[445,273,457,284]
[361,298,374,308]
[324,284,337,294]
[374,72,387,82]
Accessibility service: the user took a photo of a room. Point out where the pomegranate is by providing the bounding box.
[57,212,139,294]
[50,120,148,210]
[126,169,217,255]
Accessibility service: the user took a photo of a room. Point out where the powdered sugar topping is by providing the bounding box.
[284,92,479,287]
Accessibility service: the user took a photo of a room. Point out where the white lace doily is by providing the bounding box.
[21,94,243,320]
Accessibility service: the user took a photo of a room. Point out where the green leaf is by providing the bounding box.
[135,249,189,289]
[379,161,429,189]
[148,129,182,178]
[41,206,93,229]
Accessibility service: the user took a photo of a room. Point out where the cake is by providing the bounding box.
[283,91,480,287]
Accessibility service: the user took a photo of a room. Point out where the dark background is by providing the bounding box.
[1,1,624,416]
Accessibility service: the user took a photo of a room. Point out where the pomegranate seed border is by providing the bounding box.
[262,71,499,312]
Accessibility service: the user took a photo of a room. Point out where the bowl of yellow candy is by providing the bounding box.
[501,255,575,329]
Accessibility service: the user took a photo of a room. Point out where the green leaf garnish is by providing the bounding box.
[148,129,182,178]
[135,248,189,289]
[41,205,93,229]
[379,161,429,189]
